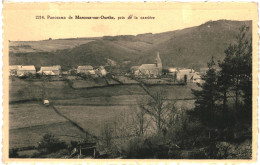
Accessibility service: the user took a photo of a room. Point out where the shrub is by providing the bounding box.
[38,134,67,154]
[125,137,153,158]
[9,149,19,158]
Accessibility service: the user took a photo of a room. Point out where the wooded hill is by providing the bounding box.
[9,20,252,70]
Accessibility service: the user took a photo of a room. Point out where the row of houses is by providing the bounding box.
[130,52,210,84]
[9,65,107,77]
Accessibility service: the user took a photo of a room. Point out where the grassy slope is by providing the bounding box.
[9,38,99,53]
[137,20,252,69]
[56,105,136,136]
[9,20,252,70]
[9,78,146,101]
[9,78,198,149]
[9,103,86,149]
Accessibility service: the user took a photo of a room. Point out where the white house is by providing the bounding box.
[9,65,21,76]
[191,72,202,83]
[17,65,36,77]
[77,65,94,74]
[95,66,107,77]
[176,68,195,82]
[167,67,178,76]
[168,67,178,73]
[37,65,61,76]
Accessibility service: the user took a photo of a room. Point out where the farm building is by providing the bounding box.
[17,65,36,77]
[37,65,61,76]
[168,67,178,73]
[61,71,69,75]
[176,68,195,82]
[165,67,178,76]
[95,66,107,77]
[190,72,202,83]
[77,65,94,74]
[9,65,21,76]
[132,52,162,78]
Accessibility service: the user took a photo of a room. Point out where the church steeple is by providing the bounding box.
[156,52,162,74]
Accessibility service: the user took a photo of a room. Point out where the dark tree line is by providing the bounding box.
[190,25,252,141]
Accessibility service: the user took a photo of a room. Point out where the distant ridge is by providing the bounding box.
[9,20,252,70]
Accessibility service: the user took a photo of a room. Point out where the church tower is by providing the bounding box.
[156,52,162,74]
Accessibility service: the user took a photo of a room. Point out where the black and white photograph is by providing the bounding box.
[2,2,258,161]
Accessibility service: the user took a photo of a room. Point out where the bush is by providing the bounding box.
[9,149,19,158]
[125,137,153,158]
[38,134,67,154]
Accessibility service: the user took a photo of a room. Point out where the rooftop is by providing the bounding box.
[77,65,93,70]
[40,65,61,71]
[18,65,36,71]
[139,64,157,70]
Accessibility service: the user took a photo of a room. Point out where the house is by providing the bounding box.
[95,66,107,77]
[43,99,50,106]
[168,67,178,73]
[17,65,36,77]
[176,68,195,82]
[61,71,69,75]
[77,65,94,74]
[9,65,21,76]
[191,72,202,83]
[167,67,178,76]
[88,70,96,75]
[133,52,162,78]
[37,65,61,76]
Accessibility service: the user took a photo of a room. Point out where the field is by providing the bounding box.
[55,105,137,136]
[9,104,67,129]
[9,78,198,151]
[9,39,97,53]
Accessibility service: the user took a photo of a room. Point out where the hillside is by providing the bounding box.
[9,38,100,54]
[9,20,252,70]
[138,20,252,69]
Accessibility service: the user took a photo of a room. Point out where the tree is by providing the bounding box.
[38,134,67,154]
[101,123,114,149]
[140,91,169,132]
[139,90,177,133]
[191,57,220,133]
[132,105,148,136]
[218,52,233,114]
[218,25,252,117]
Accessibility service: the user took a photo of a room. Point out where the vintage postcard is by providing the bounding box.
[2,2,258,163]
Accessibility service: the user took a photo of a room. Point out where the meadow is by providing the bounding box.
[9,78,197,151]
[9,39,96,53]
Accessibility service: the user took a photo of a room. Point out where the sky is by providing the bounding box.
[3,2,257,41]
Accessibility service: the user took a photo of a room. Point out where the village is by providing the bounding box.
[9,52,207,85]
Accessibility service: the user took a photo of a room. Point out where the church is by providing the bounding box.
[131,52,162,78]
